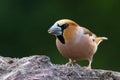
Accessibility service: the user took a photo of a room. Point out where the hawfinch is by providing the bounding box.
[48,19,108,69]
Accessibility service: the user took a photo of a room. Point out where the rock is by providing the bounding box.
[0,55,120,80]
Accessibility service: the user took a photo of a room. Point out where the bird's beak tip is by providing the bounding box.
[48,29,53,34]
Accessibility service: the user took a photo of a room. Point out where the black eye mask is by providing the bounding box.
[57,23,69,32]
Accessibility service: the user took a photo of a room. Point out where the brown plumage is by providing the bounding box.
[48,19,108,69]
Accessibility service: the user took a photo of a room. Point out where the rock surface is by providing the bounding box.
[0,55,120,80]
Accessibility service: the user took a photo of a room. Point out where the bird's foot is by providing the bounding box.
[65,59,76,66]
[83,66,91,70]
[65,61,73,66]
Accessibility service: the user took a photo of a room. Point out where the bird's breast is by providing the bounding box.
[56,35,97,60]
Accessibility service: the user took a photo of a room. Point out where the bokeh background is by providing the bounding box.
[0,0,119,71]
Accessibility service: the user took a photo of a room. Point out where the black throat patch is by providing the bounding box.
[56,23,69,44]
[57,35,65,44]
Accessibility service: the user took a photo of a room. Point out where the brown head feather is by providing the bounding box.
[56,19,79,43]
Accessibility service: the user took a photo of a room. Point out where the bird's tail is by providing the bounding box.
[95,37,108,46]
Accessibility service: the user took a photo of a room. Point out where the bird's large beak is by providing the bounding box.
[48,24,62,36]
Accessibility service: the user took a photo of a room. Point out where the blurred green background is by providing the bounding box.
[0,0,119,71]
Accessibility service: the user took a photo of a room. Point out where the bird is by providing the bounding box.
[48,19,108,69]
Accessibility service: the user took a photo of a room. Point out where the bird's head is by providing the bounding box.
[48,19,79,44]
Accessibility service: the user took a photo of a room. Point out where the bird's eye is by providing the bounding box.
[57,23,69,30]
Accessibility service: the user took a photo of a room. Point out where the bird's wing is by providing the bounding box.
[82,27,108,45]
[82,27,96,38]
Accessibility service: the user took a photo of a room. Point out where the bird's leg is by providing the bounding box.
[65,59,75,66]
[84,58,92,70]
